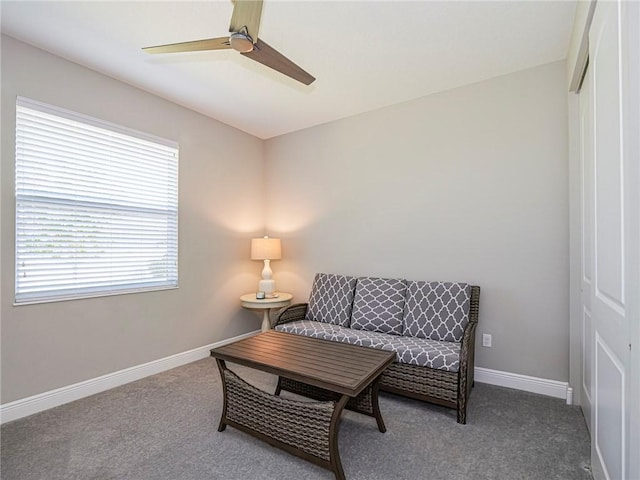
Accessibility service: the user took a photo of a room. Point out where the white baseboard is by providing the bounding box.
[475,366,573,404]
[0,330,260,424]
[1,339,574,424]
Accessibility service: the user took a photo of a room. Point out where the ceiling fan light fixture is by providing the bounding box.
[229,32,254,53]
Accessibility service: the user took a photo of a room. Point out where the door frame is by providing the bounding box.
[568,0,597,416]
[624,2,640,479]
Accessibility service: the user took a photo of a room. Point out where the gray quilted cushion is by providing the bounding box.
[305,273,357,327]
[332,328,461,372]
[350,277,407,335]
[276,320,460,372]
[275,320,336,340]
[403,281,471,342]
[275,320,354,343]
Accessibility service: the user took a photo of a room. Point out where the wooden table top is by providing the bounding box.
[239,292,293,309]
[210,330,396,397]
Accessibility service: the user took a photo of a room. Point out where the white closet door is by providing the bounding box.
[587,1,638,478]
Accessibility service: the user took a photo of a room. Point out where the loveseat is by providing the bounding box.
[273,273,480,424]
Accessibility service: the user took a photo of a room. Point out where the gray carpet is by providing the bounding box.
[1,358,591,480]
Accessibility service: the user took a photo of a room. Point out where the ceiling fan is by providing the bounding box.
[142,0,315,85]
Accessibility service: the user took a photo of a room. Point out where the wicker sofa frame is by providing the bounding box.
[273,285,480,424]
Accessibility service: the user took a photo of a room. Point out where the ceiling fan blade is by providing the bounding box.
[143,37,231,54]
[242,39,315,85]
[229,0,263,43]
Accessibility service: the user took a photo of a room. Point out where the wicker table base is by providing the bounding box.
[216,360,354,479]
[275,376,387,433]
[211,332,395,480]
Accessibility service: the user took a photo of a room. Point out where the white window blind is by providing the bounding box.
[15,97,179,304]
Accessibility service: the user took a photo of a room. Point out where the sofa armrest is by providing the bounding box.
[273,303,308,328]
[456,320,477,423]
[459,321,477,379]
[459,286,480,383]
[456,285,480,423]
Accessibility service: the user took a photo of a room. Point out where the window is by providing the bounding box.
[15,97,178,304]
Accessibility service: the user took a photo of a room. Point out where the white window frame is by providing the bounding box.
[14,96,179,305]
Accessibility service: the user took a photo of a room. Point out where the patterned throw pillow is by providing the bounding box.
[403,281,471,343]
[305,273,357,327]
[350,277,407,335]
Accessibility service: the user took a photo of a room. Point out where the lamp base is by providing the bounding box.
[258,279,276,296]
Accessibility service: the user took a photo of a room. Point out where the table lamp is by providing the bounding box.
[251,236,282,297]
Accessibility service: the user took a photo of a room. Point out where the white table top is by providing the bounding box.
[240,292,293,309]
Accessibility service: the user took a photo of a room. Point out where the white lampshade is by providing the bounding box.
[251,237,282,260]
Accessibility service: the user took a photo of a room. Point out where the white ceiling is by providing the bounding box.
[1,1,576,139]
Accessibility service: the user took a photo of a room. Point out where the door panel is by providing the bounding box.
[594,334,625,480]
[593,3,625,312]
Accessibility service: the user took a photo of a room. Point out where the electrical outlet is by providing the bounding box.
[482,333,492,348]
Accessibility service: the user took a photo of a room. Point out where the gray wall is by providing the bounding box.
[1,36,265,403]
[264,61,570,381]
[1,36,571,404]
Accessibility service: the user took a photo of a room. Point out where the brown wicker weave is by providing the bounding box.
[274,285,480,424]
[275,376,387,432]
[221,368,336,461]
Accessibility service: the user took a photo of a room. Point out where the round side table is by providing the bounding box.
[240,293,293,332]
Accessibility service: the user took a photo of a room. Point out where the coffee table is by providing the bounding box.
[210,330,396,480]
